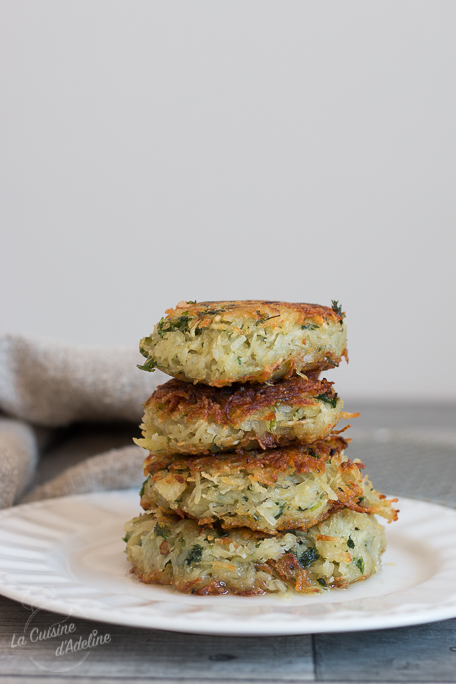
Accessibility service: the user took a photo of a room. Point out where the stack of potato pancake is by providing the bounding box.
[125,300,398,596]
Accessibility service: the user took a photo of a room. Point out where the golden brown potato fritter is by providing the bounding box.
[139,300,348,386]
[134,376,356,455]
[124,507,387,595]
[141,437,398,534]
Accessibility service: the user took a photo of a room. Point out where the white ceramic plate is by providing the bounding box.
[0,490,455,636]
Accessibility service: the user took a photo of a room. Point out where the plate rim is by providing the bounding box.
[1,490,456,635]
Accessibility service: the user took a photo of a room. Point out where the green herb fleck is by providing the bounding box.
[298,547,319,568]
[122,532,131,543]
[211,437,222,453]
[187,300,197,304]
[274,501,286,519]
[316,392,339,409]
[269,419,277,432]
[357,496,364,504]
[356,557,365,574]
[185,544,203,565]
[157,313,192,337]
[237,357,242,365]
[347,536,355,549]
[155,523,171,539]
[301,323,319,330]
[213,520,229,538]
[317,578,327,587]
[137,357,158,372]
[331,300,345,319]
[199,308,225,316]
[256,311,281,324]
[140,335,152,349]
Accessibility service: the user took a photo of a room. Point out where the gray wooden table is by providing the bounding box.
[1,401,456,684]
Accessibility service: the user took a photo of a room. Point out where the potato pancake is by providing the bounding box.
[124,507,386,595]
[140,437,397,533]
[139,300,347,386]
[134,376,354,456]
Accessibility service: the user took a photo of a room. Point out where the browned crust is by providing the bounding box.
[165,300,344,329]
[140,496,391,534]
[130,557,351,594]
[143,436,349,480]
[145,376,338,426]
[338,496,399,521]
[130,552,332,595]
[214,507,335,534]
[267,553,312,592]
[193,581,229,595]
[130,556,305,595]
[235,587,268,596]
[267,554,352,591]
[130,565,174,587]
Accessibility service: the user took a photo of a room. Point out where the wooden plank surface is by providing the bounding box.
[2,589,456,683]
[315,619,456,682]
[1,403,456,683]
[0,595,314,681]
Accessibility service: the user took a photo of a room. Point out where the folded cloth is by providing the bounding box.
[0,333,165,427]
[0,334,167,508]
[22,445,145,504]
[0,418,40,508]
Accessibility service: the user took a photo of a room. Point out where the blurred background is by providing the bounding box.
[1,0,455,402]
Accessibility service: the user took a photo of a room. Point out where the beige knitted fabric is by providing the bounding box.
[0,333,165,427]
[22,445,145,504]
[0,418,40,508]
[0,334,167,508]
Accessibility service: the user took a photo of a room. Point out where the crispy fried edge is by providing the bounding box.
[143,436,349,478]
[164,300,344,330]
[144,376,339,425]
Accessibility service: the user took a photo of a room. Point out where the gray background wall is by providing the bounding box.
[1,0,455,400]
